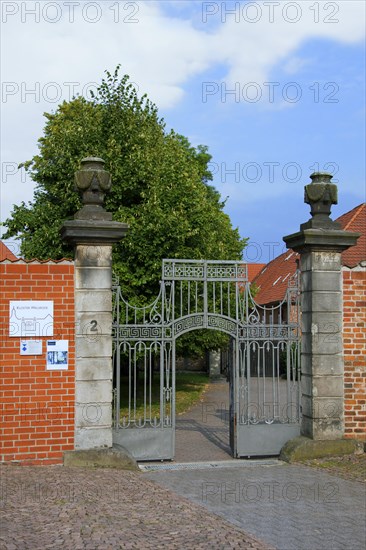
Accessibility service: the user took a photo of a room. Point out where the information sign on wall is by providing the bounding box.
[20,340,43,355]
[46,340,69,370]
[9,301,53,337]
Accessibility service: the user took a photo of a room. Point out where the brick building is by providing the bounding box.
[0,247,75,465]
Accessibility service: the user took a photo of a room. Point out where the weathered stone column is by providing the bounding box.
[282,173,360,458]
[61,158,128,450]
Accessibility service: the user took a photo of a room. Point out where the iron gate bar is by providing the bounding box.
[112,260,300,460]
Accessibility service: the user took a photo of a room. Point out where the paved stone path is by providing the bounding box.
[146,462,366,550]
[175,377,232,462]
[147,379,366,550]
[0,464,272,549]
[2,380,365,549]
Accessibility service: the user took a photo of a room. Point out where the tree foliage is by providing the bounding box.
[3,67,247,356]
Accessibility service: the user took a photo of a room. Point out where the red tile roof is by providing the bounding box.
[337,203,366,268]
[0,241,18,261]
[252,251,299,306]
[253,203,365,305]
[0,240,73,263]
[247,263,266,282]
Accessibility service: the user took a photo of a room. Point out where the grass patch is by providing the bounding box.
[303,454,366,483]
[118,371,209,422]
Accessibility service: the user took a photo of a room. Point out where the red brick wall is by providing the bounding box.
[343,268,366,441]
[1,261,75,465]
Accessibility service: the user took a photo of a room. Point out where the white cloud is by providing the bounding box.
[211,1,365,86]
[282,56,311,75]
[2,1,364,108]
[1,0,365,229]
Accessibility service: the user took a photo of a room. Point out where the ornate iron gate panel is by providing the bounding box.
[112,259,300,460]
[235,275,301,456]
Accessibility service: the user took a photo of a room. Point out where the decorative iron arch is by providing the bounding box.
[112,259,301,460]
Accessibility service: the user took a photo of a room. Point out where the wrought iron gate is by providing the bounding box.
[112,259,300,460]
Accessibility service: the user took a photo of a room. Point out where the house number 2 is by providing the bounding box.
[90,320,98,332]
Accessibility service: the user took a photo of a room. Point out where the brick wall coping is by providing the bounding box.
[0,258,73,264]
[342,263,366,271]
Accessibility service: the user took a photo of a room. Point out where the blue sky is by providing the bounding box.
[1,1,365,262]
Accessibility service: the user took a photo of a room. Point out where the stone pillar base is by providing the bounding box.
[63,444,138,470]
[279,435,363,463]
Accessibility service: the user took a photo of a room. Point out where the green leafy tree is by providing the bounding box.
[3,67,247,357]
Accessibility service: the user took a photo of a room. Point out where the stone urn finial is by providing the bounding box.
[301,172,340,230]
[61,155,128,245]
[74,157,112,221]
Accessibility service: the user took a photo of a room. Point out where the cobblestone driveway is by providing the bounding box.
[2,379,364,549]
[0,464,272,549]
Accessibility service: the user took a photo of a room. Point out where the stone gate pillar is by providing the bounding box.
[61,157,128,450]
[282,173,360,458]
